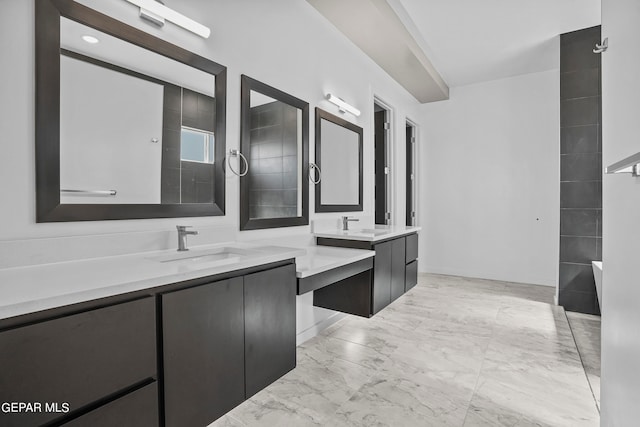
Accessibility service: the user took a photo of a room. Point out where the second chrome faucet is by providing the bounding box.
[341,216,359,231]
[177,225,198,251]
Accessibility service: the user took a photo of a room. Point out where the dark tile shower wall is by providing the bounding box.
[559,26,602,315]
[161,87,216,204]
[161,84,182,204]
[248,102,299,219]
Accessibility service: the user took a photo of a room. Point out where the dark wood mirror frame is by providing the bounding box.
[239,75,309,230]
[315,108,363,213]
[35,0,227,222]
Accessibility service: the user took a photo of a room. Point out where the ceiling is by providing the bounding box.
[392,0,601,87]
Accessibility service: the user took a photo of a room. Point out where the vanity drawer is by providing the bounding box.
[0,297,156,427]
[63,382,158,427]
[405,233,419,263]
[405,260,418,291]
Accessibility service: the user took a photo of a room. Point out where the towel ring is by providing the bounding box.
[227,149,249,177]
[308,162,321,184]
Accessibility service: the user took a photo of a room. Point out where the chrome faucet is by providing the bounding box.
[342,216,359,231]
[176,225,198,251]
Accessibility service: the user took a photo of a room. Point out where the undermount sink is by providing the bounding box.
[352,228,388,235]
[149,246,258,265]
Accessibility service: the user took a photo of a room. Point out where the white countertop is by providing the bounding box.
[314,225,421,242]
[295,246,374,279]
[0,242,304,321]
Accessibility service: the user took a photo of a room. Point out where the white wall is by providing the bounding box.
[0,0,420,339]
[418,70,560,287]
[600,0,640,424]
[60,56,163,204]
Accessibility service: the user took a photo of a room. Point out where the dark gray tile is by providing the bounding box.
[182,89,199,123]
[283,137,298,156]
[560,153,602,181]
[254,157,283,174]
[161,188,180,204]
[561,125,599,154]
[282,172,298,189]
[181,167,196,186]
[162,167,181,187]
[560,236,598,264]
[250,189,285,207]
[597,212,602,236]
[559,263,597,293]
[249,173,282,190]
[283,189,298,206]
[195,111,215,133]
[250,205,290,220]
[282,155,297,173]
[559,289,600,315]
[282,207,298,217]
[195,164,212,183]
[195,182,214,203]
[250,128,265,147]
[162,137,181,166]
[261,124,284,142]
[561,26,601,46]
[256,105,283,128]
[164,84,182,112]
[282,104,299,122]
[560,27,601,73]
[260,141,283,159]
[560,209,600,237]
[161,166,181,204]
[162,108,181,131]
[197,93,215,114]
[180,184,197,204]
[596,237,602,260]
[560,68,600,100]
[561,181,602,208]
[561,97,600,127]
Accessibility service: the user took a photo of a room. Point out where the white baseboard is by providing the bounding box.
[296,312,347,346]
[422,266,556,288]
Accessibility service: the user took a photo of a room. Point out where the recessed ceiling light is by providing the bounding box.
[81,35,99,44]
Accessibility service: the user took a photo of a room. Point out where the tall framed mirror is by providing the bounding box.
[36,0,227,222]
[239,75,309,230]
[315,108,363,212]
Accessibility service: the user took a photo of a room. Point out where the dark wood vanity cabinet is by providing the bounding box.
[63,383,159,427]
[316,233,418,317]
[0,297,157,427]
[389,237,407,306]
[244,264,296,398]
[0,261,297,427]
[405,233,419,291]
[162,264,296,426]
[162,277,245,427]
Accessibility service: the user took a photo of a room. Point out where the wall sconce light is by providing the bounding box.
[326,93,361,117]
[124,0,211,39]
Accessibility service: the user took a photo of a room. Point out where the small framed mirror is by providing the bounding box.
[315,108,363,212]
[239,76,309,230]
[36,0,227,222]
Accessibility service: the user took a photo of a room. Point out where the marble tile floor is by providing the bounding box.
[566,311,601,411]
[211,274,600,426]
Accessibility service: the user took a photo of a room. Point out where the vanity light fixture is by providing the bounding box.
[124,0,211,39]
[606,151,640,177]
[81,35,99,44]
[326,93,361,117]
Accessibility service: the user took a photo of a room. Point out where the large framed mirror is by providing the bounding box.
[315,108,363,212]
[36,0,227,222]
[239,75,309,230]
